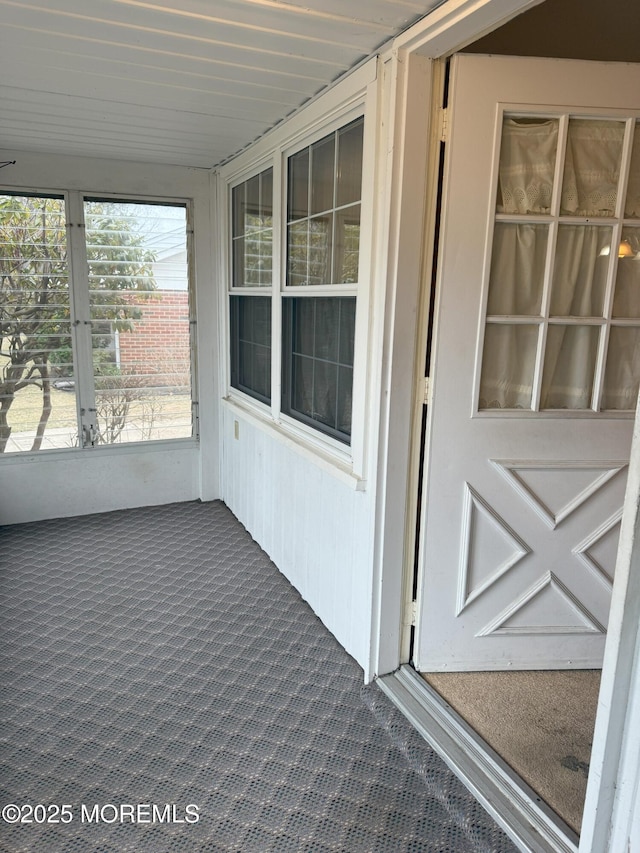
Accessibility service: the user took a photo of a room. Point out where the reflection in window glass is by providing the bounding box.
[232,169,273,288]
[334,206,361,285]
[310,135,335,215]
[612,228,640,317]
[287,117,363,287]
[288,149,309,221]
[337,120,364,208]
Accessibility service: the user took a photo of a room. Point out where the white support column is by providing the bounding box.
[580,394,640,852]
[368,49,437,679]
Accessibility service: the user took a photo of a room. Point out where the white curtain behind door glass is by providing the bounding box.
[481,117,636,410]
[625,122,640,218]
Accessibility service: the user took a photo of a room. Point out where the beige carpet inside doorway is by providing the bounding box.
[423,670,600,835]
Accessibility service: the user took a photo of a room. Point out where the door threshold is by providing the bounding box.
[377,665,580,853]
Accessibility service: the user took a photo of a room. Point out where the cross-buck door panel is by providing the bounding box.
[415,55,640,672]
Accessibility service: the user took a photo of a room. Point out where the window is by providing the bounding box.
[282,296,355,440]
[0,192,195,454]
[479,116,640,412]
[283,117,363,443]
[0,194,76,453]
[229,168,273,403]
[227,115,365,448]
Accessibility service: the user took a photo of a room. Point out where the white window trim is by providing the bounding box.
[219,58,379,479]
[0,186,198,457]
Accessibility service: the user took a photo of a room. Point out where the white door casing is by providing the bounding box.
[416,54,640,672]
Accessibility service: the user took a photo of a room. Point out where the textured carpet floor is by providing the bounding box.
[0,500,516,853]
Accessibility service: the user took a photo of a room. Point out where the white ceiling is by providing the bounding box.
[0,0,442,169]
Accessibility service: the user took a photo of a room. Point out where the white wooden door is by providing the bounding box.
[415,55,640,672]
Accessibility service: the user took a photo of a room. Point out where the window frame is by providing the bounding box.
[280,115,363,445]
[228,163,275,408]
[0,186,198,455]
[222,98,373,469]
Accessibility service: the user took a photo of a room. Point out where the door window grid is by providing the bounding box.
[480,115,640,412]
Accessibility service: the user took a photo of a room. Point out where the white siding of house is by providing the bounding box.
[0,150,219,524]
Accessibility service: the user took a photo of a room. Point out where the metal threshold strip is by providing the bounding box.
[377,665,580,853]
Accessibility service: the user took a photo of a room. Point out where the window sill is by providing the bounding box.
[0,437,199,465]
[223,394,367,491]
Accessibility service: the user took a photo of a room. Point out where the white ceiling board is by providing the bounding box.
[0,0,442,168]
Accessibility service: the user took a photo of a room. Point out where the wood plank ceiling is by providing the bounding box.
[0,0,441,168]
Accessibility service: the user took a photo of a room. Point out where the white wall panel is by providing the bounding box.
[0,149,220,522]
[0,445,200,525]
[221,406,373,671]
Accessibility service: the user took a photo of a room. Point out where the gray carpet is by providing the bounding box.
[0,500,516,853]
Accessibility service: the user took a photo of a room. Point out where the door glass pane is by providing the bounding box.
[0,194,78,453]
[85,200,192,444]
[612,227,640,317]
[496,117,558,214]
[625,121,640,219]
[561,119,625,216]
[487,223,548,315]
[479,324,538,410]
[541,324,600,409]
[602,326,640,410]
[550,225,612,317]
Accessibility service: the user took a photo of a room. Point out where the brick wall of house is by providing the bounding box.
[117,291,191,388]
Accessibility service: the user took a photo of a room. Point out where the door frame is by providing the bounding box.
[370,2,640,850]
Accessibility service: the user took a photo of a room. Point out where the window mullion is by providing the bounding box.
[66,191,97,447]
[272,155,283,421]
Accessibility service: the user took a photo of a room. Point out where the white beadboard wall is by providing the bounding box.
[221,407,374,671]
